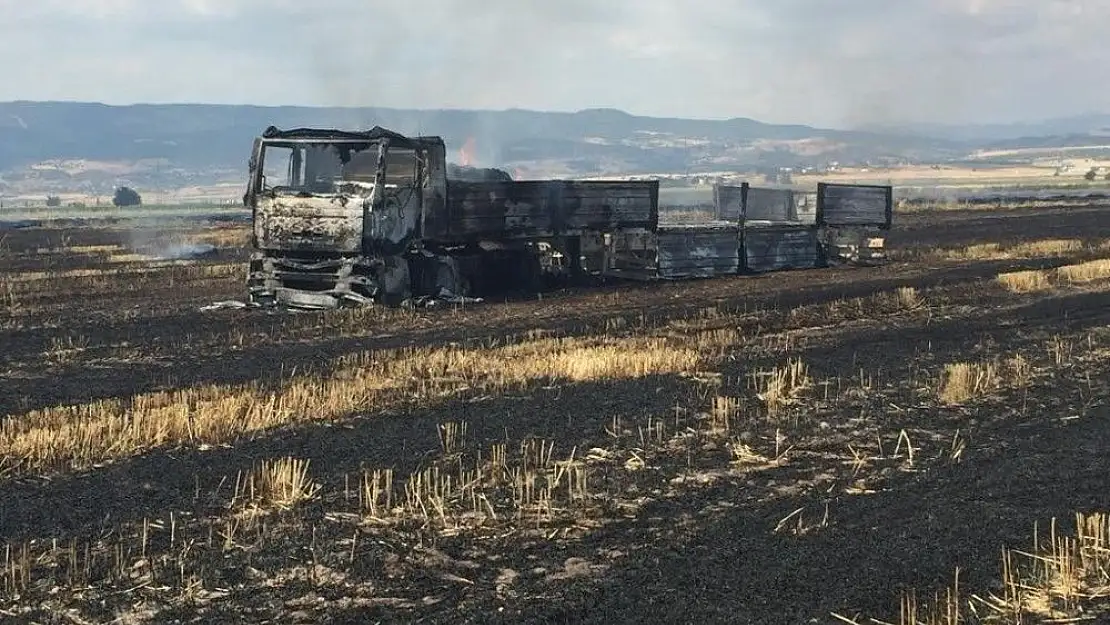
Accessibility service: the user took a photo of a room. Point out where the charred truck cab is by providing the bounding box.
[246,126,447,308]
[244,126,661,308]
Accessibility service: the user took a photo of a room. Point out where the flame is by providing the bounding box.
[458,137,476,166]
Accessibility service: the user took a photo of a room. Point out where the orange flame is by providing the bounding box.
[458,137,476,166]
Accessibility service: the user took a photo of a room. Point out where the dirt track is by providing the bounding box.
[2,203,1110,623]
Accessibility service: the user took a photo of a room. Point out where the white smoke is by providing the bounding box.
[125,218,218,260]
[152,241,216,260]
[7,1,1108,137]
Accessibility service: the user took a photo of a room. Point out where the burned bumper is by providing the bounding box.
[247,252,404,309]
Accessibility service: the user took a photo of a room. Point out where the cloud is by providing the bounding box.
[0,0,1106,127]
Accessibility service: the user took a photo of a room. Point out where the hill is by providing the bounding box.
[0,101,959,195]
[1,101,1108,199]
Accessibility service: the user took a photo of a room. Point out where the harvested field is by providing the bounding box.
[2,202,1110,623]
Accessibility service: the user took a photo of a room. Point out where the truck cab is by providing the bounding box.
[243,126,448,307]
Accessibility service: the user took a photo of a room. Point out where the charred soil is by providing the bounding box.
[2,203,1110,624]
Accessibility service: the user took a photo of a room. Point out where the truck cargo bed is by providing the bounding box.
[429,180,659,241]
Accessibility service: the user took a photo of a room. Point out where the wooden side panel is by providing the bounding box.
[564,182,659,231]
[712,183,746,222]
[741,225,820,273]
[745,187,796,222]
[430,180,659,240]
[657,225,740,278]
[817,183,893,228]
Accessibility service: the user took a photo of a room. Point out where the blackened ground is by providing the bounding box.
[2,203,1110,623]
[3,203,1109,417]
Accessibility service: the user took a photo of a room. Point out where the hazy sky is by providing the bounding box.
[2,0,1107,128]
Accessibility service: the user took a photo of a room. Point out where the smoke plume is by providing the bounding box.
[5,1,1108,135]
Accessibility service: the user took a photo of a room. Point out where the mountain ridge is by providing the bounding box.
[1,101,1107,196]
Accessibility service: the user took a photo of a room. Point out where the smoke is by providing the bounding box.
[290,1,650,173]
[125,219,217,260]
[12,1,1105,139]
[268,0,1109,140]
[757,0,1110,130]
[303,1,626,108]
[154,242,216,260]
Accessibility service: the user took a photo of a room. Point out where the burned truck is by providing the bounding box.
[244,126,658,308]
[242,125,894,308]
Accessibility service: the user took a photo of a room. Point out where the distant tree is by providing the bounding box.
[112,186,142,207]
[1085,168,1099,181]
[45,195,61,207]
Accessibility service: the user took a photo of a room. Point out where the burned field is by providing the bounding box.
[2,202,1110,624]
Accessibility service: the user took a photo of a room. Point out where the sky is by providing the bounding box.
[1,0,1107,129]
